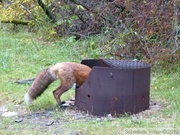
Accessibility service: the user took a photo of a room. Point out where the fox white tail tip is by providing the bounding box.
[24,93,33,105]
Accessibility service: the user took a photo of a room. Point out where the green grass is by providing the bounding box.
[0,26,180,135]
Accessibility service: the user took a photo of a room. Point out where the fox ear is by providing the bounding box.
[24,93,34,105]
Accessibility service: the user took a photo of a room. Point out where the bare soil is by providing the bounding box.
[0,99,167,135]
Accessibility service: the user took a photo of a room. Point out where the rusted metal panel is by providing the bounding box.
[75,59,150,116]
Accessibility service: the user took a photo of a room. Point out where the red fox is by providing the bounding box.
[24,62,91,105]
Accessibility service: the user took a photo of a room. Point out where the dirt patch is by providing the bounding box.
[0,99,168,134]
[1,99,167,119]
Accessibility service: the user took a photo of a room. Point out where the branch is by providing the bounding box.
[69,0,91,11]
[69,0,106,20]
[37,0,57,22]
[69,0,124,24]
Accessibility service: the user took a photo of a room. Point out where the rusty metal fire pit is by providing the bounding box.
[75,59,151,116]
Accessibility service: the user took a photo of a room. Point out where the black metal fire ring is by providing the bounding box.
[103,59,150,69]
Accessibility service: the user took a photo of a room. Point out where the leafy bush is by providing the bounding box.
[0,0,179,63]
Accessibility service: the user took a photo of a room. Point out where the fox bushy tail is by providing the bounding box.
[24,69,56,104]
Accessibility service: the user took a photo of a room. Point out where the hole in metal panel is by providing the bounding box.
[142,96,145,101]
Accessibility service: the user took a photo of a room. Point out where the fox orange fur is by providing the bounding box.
[24,62,91,105]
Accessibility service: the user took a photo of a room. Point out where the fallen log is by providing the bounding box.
[14,78,35,84]
[1,19,32,25]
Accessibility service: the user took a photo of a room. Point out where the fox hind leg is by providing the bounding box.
[53,84,73,106]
